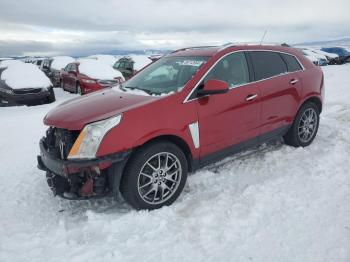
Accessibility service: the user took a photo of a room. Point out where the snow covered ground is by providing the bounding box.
[0,64,350,262]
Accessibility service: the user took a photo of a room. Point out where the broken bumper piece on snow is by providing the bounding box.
[37,137,131,200]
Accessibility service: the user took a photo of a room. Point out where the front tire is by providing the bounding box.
[120,141,188,210]
[284,102,320,147]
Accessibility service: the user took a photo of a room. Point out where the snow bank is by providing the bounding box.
[0,59,24,69]
[79,60,124,80]
[50,56,75,70]
[86,54,117,66]
[1,63,51,89]
[1,65,350,261]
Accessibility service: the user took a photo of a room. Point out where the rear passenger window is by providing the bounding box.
[204,52,250,87]
[250,51,288,81]
[280,53,302,72]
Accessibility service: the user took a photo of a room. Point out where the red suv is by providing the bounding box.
[60,60,124,95]
[38,44,324,210]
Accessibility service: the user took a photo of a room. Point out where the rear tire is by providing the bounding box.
[284,102,320,147]
[120,141,188,210]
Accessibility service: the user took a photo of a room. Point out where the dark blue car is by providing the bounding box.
[321,47,350,64]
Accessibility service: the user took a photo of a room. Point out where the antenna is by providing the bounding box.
[260,30,268,45]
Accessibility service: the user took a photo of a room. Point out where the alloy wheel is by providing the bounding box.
[137,152,182,205]
[297,108,318,143]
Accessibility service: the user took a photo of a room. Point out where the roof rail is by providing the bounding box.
[170,45,218,54]
[218,42,291,52]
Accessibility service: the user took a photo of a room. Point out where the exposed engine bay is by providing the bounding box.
[43,127,110,199]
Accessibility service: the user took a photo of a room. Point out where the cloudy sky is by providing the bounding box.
[0,0,349,56]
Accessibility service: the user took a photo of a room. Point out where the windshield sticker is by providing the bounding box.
[176,60,204,67]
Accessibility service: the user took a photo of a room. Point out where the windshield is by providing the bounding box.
[122,56,209,95]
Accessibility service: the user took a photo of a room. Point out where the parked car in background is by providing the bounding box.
[32,58,46,68]
[60,60,124,95]
[113,55,153,79]
[300,48,328,66]
[321,47,350,63]
[0,61,55,106]
[40,56,75,86]
[38,44,324,210]
[313,49,340,65]
[113,57,136,79]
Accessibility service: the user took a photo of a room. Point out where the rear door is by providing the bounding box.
[195,52,262,161]
[61,64,71,88]
[248,51,303,137]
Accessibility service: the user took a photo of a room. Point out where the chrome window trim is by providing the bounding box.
[183,49,305,103]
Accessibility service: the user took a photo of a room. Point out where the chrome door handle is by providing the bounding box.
[246,94,258,101]
[289,79,299,85]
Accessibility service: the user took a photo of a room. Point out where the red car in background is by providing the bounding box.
[60,60,124,95]
[38,44,324,210]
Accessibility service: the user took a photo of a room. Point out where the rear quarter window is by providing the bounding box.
[249,51,288,81]
[280,53,302,72]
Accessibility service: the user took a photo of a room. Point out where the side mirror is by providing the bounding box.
[197,79,229,96]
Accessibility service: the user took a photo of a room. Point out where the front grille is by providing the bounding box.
[45,127,80,160]
[13,88,43,95]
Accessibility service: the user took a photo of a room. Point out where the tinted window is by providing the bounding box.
[70,64,77,71]
[204,52,250,87]
[280,53,302,72]
[250,51,288,81]
[64,64,71,71]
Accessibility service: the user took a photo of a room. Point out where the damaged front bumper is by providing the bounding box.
[37,137,131,199]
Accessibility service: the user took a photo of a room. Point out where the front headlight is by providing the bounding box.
[82,79,96,84]
[68,114,122,159]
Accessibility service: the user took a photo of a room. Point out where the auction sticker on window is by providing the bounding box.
[177,60,204,67]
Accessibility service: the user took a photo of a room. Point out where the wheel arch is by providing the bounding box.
[300,96,322,114]
[132,134,194,172]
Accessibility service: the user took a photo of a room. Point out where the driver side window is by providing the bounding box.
[204,52,250,87]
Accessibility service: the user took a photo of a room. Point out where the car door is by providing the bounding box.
[66,63,77,91]
[61,64,71,88]
[248,51,303,137]
[195,52,262,161]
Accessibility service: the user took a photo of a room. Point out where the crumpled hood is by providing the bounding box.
[44,88,158,130]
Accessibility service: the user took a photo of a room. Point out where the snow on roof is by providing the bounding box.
[0,59,24,69]
[129,55,153,71]
[1,62,51,89]
[85,54,118,66]
[78,60,124,80]
[301,48,327,60]
[50,56,75,70]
